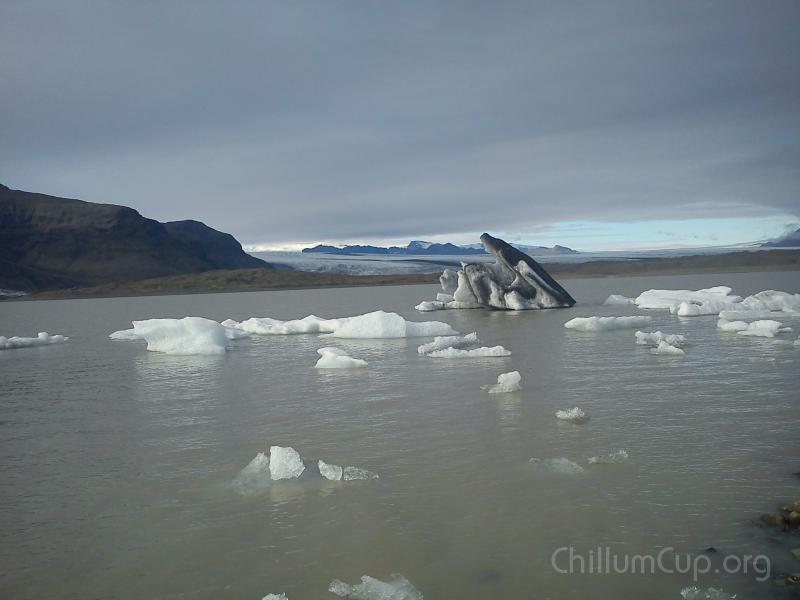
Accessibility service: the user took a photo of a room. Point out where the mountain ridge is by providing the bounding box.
[302,240,577,256]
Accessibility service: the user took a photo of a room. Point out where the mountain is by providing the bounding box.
[761,228,800,248]
[0,183,271,291]
[302,241,488,256]
[462,242,578,255]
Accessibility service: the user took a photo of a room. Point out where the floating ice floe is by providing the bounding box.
[739,290,800,313]
[680,586,735,600]
[604,294,636,306]
[317,459,344,481]
[415,233,576,311]
[315,347,368,369]
[122,317,229,355]
[317,460,379,482]
[588,449,629,464]
[529,457,585,474]
[555,407,588,423]
[417,332,479,355]
[427,345,511,358]
[109,328,140,340]
[634,286,741,315]
[717,309,786,321]
[734,319,791,338]
[484,371,522,393]
[232,452,272,492]
[262,594,288,600]
[635,330,686,347]
[328,574,423,599]
[269,446,305,480]
[564,316,652,332]
[651,341,685,356]
[716,319,749,332]
[0,332,68,350]
[227,311,456,339]
[220,319,251,339]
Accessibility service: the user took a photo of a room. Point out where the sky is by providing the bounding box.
[1,1,798,252]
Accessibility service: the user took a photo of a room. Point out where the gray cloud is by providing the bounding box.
[1,0,798,246]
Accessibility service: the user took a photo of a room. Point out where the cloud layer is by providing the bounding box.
[1,1,798,246]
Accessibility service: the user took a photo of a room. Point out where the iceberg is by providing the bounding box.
[269,446,305,480]
[564,316,652,331]
[417,332,479,355]
[220,319,251,339]
[635,330,686,347]
[428,345,511,358]
[328,575,422,600]
[315,347,368,369]
[739,290,800,313]
[127,317,229,355]
[634,286,741,314]
[555,407,588,423]
[0,331,68,350]
[415,233,575,311]
[234,314,343,335]
[484,371,522,393]
[588,449,629,464]
[650,341,685,355]
[604,294,636,305]
[529,457,585,474]
[735,319,790,338]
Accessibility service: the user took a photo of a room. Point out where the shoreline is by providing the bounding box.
[12,249,800,301]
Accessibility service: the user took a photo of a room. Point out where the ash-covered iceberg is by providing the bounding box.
[416,233,576,311]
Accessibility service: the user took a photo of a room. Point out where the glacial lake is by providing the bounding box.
[1,271,799,599]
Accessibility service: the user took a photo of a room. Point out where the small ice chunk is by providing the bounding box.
[131,317,228,354]
[529,457,585,474]
[414,301,445,312]
[232,452,271,492]
[739,289,800,313]
[588,449,629,464]
[0,331,69,349]
[328,574,422,600]
[343,466,379,481]
[651,341,685,355]
[331,311,457,338]
[318,459,343,481]
[428,345,511,358]
[109,328,140,340]
[635,287,740,312]
[564,316,652,331]
[604,294,635,305]
[680,586,735,600]
[417,332,479,355]
[635,330,686,347]
[315,347,368,369]
[484,371,522,393]
[555,407,588,423]
[269,446,305,480]
[716,319,749,332]
[736,319,789,338]
[262,594,288,600]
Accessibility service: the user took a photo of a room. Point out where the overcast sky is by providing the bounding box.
[2,1,798,250]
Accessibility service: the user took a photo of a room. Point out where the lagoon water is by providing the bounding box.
[1,271,799,599]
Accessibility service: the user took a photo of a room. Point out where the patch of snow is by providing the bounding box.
[417,332,479,355]
[315,347,367,369]
[635,330,686,347]
[428,345,511,358]
[564,316,652,331]
[484,371,522,393]
[651,341,685,355]
[269,446,305,480]
[129,317,228,355]
[588,449,629,464]
[604,294,635,305]
[555,407,588,423]
[0,331,68,349]
[328,574,422,599]
[529,457,585,474]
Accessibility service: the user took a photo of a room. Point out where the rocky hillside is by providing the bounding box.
[0,184,271,291]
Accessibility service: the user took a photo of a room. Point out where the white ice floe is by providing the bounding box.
[427,345,511,358]
[564,316,652,332]
[718,309,786,321]
[109,328,140,340]
[328,575,422,600]
[635,330,686,347]
[680,586,735,600]
[317,459,378,481]
[635,286,741,315]
[604,294,636,305]
[226,310,456,339]
[588,449,629,464]
[126,317,229,355]
[314,347,368,369]
[262,594,288,600]
[555,407,588,423]
[739,290,800,314]
[716,319,749,332]
[220,319,251,339]
[232,452,271,492]
[651,341,685,356]
[529,457,585,474]
[269,446,305,480]
[484,371,522,393]
[0,331,68,350]
[417,332,479,355]
[734,319,791,338]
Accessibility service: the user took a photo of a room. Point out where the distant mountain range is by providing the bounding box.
[0,184,271,291]
[761,228,800,248]
[302,240,578,256]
